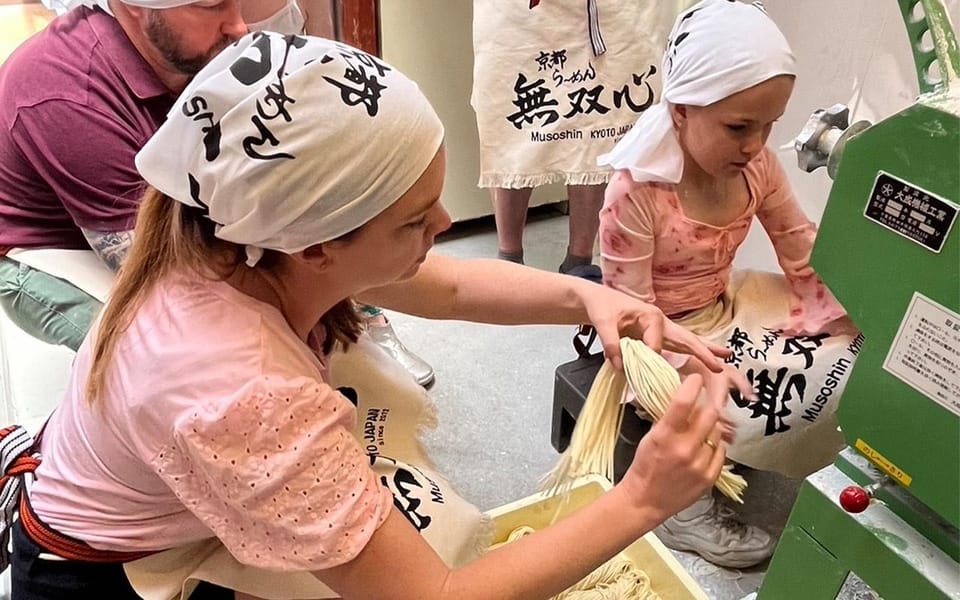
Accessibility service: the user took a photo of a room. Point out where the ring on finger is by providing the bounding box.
[704,439,717,450]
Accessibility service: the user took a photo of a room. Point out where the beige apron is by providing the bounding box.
[675,270,862,478]
[471,0,678,188]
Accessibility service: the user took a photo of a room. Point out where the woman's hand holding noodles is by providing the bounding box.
[618,374,726,522]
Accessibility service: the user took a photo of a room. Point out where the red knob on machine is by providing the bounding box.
[839,486,871,513]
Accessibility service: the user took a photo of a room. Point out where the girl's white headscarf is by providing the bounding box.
[597,0,795,184]
[135,32,444,266]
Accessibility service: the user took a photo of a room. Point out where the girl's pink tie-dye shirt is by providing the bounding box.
[599,148,846,335]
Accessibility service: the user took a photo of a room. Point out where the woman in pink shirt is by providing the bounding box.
[597,0,861,570]
[7,32,736,600]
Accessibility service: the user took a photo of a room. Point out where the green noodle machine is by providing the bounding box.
[757,1,960,598]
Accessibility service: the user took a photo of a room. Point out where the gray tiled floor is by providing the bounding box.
[386,207,881,599]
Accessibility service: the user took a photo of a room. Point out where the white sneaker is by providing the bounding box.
[654,493,776,568]
[367,320,435,388]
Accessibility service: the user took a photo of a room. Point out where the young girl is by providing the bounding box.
[597,0,862,568]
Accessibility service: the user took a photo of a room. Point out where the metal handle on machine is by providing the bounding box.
[898,0,960,94]
[794,104,872,179]
[795,1,958,179]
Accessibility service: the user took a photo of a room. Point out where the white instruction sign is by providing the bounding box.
[883,292,960,416]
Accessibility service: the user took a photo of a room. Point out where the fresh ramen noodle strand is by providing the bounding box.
[541,360,627,497]
[489,526,662,600]
[620,338,747,503]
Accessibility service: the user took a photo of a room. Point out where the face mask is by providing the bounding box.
[246,0,306,35]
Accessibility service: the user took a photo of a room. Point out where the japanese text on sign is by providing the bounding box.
[883,292,960,416]
[864,171,958,253]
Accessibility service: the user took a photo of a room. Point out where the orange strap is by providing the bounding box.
[1,424,157,563]
[18,493,156,563]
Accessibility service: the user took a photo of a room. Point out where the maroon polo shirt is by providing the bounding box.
[0,7,175,253]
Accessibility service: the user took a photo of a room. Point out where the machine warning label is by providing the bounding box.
[883,292,960,417]
[864,171,957,253]
[854,439,913,486]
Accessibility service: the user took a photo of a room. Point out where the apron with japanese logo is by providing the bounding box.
[675,270,863,478]
[471,0,679,188]
[124,334,491,600]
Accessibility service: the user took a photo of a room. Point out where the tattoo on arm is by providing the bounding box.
[80,228,135,273]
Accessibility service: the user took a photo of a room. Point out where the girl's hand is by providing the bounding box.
[581,285,730,372]
[618,375,726,521]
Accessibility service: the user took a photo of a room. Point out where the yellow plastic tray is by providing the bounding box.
[485,475,708,600]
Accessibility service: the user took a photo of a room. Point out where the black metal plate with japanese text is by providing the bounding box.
[864,171,958,253]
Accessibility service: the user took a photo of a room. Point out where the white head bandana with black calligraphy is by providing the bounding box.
[136,32,444,266]
[596,0,795,184]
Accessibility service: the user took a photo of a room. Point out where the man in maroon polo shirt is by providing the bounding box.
[0,1,247,350]
[0,0,436,388]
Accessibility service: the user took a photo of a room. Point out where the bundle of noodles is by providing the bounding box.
[540,360,627,497]
[489,526,661,600]
[541,338,746,503]
[620,338,746,502]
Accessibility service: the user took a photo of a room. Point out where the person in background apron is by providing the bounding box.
[471,0,680,280]
[0,0,436,387]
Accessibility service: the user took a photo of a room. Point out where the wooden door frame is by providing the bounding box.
[334,0,380,56]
